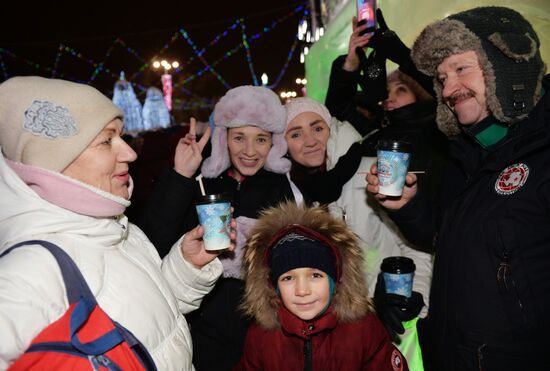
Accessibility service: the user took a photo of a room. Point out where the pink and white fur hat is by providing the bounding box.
[201,85,291,178]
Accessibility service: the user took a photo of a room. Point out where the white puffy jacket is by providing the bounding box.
[0,154,223,370]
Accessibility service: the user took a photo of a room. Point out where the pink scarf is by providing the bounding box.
[7,159,132,217]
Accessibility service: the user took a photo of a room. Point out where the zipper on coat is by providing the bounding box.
[496,233,524,311]
[477,343,486,371]
[303,338,312,371]
[496,248,511,293]
[114,215,126,231]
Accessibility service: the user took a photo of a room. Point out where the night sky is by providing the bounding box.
[0,1,307,122]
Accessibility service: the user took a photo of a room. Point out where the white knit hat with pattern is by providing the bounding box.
[0,76,123,172]
[285,97,332,130]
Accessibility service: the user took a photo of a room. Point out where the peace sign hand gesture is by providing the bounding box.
[173,117,211,178]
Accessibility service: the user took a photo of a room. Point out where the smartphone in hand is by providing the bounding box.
[357,0,377,36]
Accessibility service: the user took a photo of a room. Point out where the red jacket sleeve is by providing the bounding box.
[362,314,409,371]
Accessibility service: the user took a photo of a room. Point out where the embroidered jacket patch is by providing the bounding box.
[495,163,529,195]
[391,349,404,371]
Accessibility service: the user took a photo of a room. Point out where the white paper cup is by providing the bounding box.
[195,194,231,251]
[376,140,412,196]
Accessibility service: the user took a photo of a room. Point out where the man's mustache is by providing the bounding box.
[444,90,476,107]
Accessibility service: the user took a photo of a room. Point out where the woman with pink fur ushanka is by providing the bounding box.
[138,85,299,370]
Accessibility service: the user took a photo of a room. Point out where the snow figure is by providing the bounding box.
[112,71,143,132]
[142,86,171,130]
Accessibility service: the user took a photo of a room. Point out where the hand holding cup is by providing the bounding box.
[366,161,418,210]
[180,209,237,269]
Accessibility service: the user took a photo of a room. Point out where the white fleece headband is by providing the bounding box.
[0,76,123,172]
[201,85,291,178]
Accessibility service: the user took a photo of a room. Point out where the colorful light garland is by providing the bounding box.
[240,19,259,86]
[179,28,231,89]
[0,2,308,113]
[89,39,118,82]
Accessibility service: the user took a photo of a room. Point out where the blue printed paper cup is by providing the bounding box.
[376,140,412,197]
[381,256,415,298]
[383,272,414,298]
[196,194,231,251]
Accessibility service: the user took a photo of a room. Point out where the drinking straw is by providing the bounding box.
[195,174,206,196]
[358,128,380,144]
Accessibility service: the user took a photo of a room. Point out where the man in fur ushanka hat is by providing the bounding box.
[365,6,550,371]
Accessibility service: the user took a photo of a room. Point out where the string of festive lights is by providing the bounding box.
[117,38,148,64]
[175,42,241,88]
[56,44,154,96]
[129,32,181,81]
[266,34,300,89]
[0,48,54,75]
[179,28,231,89]
[89,39,118,82]
[0,2,308,113]
[172,4,306,91]
[240,19,259,86]
[2,3,305,89]
[134,4,305,84]
[51,43,64,78]
[196,20,241,59]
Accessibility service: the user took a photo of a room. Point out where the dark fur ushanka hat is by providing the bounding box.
[411,6,546,137]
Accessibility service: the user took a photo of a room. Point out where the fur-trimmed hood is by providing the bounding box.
[411,6,546,137]
[240,202,373,330]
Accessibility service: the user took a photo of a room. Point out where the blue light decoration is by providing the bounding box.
[240,20,259,86]
[0,2,308,114]
[112,71,144,132]
[51,43,64,78]
[89,39,118,82]
[142,86,171,130]
[179,28,231,89]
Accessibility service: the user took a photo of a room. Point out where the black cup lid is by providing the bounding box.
[197,193,230,205]
[381,256,415,274]
[376,139,412,153]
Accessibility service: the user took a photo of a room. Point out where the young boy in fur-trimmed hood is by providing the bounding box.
[235,202,408,371]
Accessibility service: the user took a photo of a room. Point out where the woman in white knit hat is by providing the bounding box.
[0,76,236,370]
[284,97,433,367]
[137,85,300,371]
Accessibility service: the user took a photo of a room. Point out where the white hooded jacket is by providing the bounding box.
[0,153,223,370]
